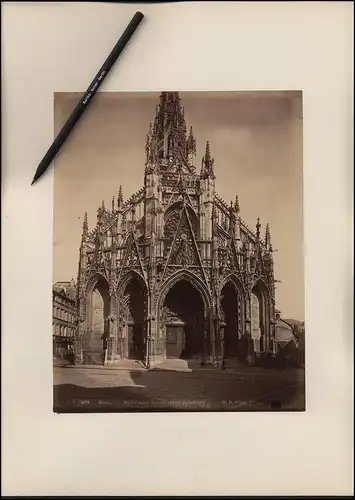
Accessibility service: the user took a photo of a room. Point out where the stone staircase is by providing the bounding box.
[153,358,210,372]
[82,350,104,365]
[110,359,146,370]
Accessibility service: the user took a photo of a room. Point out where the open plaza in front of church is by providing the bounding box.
[53,361,305,413]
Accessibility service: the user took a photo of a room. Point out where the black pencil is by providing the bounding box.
[31,11,144,185]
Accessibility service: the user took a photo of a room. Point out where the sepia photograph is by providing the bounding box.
[52,91,305,412]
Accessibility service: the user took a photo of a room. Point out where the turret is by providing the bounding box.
[117,185,123,210]
[201,141,215,180]
[200,141,216,247]
[265,223,271,250]
[117,186,123,244]
[229,201,235,236]
[234,195,241,242]
[234,195,240,214]
[82,212,88,239]
[256,217,261,241]
[264,223,274,275]
[97,205,102,224]
[187,125,196,165]
[211,202,219,268]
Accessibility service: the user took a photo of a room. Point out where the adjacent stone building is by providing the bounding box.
[75,92,278,366]
[53,280,77,359]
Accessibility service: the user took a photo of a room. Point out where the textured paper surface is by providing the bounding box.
[2,1,353,496]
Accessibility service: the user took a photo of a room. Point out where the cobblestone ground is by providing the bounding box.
[53,364,305,412]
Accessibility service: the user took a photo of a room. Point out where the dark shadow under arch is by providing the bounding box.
[162,279,205,359]
[157,270,211,316]
[221,281,239,358]
[219,275,247,361]
[84,274,110,355]
[122,275,148,361]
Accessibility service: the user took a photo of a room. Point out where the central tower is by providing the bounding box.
[145,92,196,171]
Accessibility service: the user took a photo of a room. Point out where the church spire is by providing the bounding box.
[117,185,123,209]
[265,222,274,253]
[229,201,235,235]
[145,122,153,164]
[145,92,194,171]
[187,125,196,163]
[234,195,240,215]
[82,212,88,237]
[201,141,215,179]
[265,223,271,249]
[256,217,261,240]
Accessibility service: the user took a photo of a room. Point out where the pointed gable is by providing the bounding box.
[166,205,200,267]
[120,230,145,277]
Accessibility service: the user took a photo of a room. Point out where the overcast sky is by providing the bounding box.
[53,91,304,320]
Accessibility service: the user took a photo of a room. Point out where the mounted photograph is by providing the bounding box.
[52,91,305,412]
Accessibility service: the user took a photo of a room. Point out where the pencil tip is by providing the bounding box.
[31,177,36,186]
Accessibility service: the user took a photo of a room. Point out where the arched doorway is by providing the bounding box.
[85,276,110,362]
[251,281,269,353]
[123,277,147,360]
[220,281,241,358]
[161,279,204,359]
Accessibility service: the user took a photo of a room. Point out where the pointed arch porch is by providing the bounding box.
[78,272,111,364]
[155,270,212,362]
[250,278,271,354]
[218,274,247,361]
[116,270,149,361]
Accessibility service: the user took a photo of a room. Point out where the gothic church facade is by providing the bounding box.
[76,92,277,366]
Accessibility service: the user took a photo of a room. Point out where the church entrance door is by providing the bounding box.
[162,280,204,360]
[166,325,185,359]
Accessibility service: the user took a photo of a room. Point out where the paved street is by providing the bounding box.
[53,361,305,412]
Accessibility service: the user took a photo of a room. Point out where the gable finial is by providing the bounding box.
[118,185,123,208]
[256,217,261,240]
[82,212,88,237]
[265,222,271,249]
[234,195,240,214]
